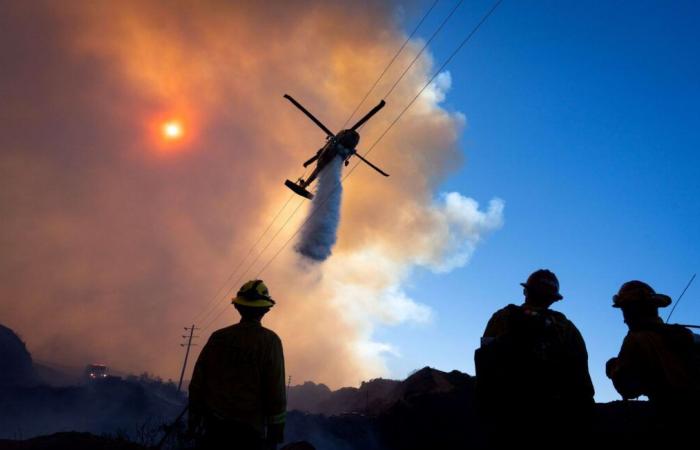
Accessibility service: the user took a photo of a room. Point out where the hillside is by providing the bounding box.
[0,323,674,450]
[0,325,36,387]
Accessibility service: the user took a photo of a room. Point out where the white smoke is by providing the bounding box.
[295,155,344,261]
[421,193,505,273]
[315,193,504,373]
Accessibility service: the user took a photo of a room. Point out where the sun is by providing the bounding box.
[149,113,196,154]
[162,120,183,140]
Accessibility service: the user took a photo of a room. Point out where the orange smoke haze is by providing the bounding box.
[0,1,503,387]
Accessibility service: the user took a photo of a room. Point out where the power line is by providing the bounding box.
[196,0,504,331]
[254,184,342,278]
[341,0,440,129]
[191,1,441,327]
[226,1,450,291]
[360,0,504,167]
[194,2,448,331]
[254,0,505,278]
[216,0,466,297]
[383,0,464,100]
[191,190,299,325]
[199,197,306,331]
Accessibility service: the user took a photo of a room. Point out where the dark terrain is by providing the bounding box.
[0,323,667,450]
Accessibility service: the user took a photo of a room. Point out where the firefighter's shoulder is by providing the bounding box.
[489,304,521,321]
[260,325,283,345]
[206,324,240,342]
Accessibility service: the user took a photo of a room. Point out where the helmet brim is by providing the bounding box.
[612,293,672,308]
[654,293,672,307]
[232,296,275,308]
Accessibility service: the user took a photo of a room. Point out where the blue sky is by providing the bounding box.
[378,0,699,401]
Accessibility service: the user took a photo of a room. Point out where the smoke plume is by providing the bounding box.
[295,155,344,261]
[0,0,504,388]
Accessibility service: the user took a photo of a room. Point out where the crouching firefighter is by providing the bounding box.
[189,280,286,450]
[606,280,700,443]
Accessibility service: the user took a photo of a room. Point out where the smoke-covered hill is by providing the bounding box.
[0,376,186,443]
[287,367,472,416]
[0,325,36,387]
[285,367,667,450]
[285,367,479,450]
[0,323,186,444]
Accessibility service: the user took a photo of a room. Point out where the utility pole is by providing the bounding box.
[287,375,292,395]
[178,324,199,392]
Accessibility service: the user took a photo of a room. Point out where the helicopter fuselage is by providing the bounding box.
[301,129,359,188]
[283,94,387,200]
[321,129,359,163]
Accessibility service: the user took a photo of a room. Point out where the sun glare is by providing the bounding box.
[150,113,195,155]
[162,120,183,140]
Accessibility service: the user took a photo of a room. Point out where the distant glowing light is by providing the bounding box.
[162,121,183,140]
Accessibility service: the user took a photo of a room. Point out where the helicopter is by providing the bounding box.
[283,94,389,200]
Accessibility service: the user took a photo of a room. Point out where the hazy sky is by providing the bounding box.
[1,0,500,388]
[1,0,697,402]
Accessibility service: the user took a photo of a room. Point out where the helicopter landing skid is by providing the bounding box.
[285,180,314,200]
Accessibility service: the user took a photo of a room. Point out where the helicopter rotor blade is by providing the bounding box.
[283,94,335,137]
[352,151,389,177]
[350,99,386,131]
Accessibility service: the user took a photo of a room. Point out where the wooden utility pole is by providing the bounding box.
[178,324,199,392]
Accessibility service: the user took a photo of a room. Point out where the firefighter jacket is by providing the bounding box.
[476,304,596,450]
[189,319,286,435]
[607,319,700,407]
[478,304,595,409]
